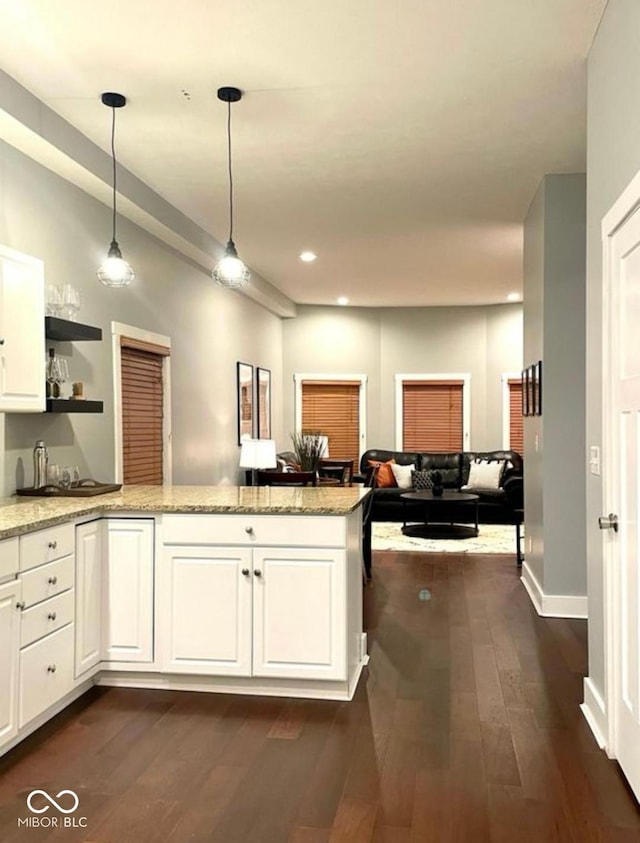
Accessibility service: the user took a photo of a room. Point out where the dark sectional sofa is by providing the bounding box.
[357,448,524,577]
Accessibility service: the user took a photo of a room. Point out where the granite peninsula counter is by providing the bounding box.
[0,486,370,757]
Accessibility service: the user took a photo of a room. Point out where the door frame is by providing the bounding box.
[293,373,368,459]
[600,167,640,758]
[394,372,471,451]
[112,321,172,485]
[501,371,522,450]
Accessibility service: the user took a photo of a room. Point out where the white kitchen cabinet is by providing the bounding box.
[102,519,154,663]
[162,546,252,676]
[252,548,346,681]
[75,521,103,677]
[0,579,21,749]
[0,245,45,413]
[19,623,74,728]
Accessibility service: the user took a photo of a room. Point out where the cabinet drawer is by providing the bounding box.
[20,523,74,572]
[21,590,75,648]
[162,514,346,548]
[21,555,74,608]
[0,536,19,579]
[19,623,74,727]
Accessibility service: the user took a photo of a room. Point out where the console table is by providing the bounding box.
[400,490,479,539]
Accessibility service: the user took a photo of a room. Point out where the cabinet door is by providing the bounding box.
[252,548,346,681]
[102,519,154,663]
[0,247,45,412]
[75,521,103,677]
[0,579,21,749]
[161,546,252,676]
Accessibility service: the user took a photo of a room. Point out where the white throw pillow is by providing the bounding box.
[462,459,505,492]
[390,462,416,490]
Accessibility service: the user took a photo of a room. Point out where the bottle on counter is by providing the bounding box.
[33,440,48,489]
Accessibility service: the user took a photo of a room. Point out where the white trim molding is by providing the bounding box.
[112,322,173,485]
[581,677,608,751]
[394,372,471,451]
[520,561,588,619]
[293,373,368,459]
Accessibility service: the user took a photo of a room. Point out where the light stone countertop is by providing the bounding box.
[0,485,370,540]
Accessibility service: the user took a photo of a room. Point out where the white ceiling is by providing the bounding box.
[0,0,605,307]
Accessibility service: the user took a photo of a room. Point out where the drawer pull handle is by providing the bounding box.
[47,665,57,673]
[16,601,25,611]
[253,569,262,578]
[47,612,57,621]
[48,541,58,550]
[48,576,58,585]
[245,526,254,534]
[241,568,250,577]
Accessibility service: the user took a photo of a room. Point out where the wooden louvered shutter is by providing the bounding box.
[121,339,168,485]
[301,381,360,464]
[508,379,524,456]
[402,380,463,452]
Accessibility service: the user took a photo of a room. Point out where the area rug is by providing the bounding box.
[371,522,520,554]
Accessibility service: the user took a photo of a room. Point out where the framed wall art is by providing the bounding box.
[257,367,271,439]
[535,360,543,416]
[529,363,537,416]
[237,362,255,444]
[522,367,530,416]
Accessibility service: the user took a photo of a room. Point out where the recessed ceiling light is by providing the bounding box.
[337,296,349,306]
[507,292,521,302]
[299,251,317,263]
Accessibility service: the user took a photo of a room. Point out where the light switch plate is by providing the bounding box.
[590,446,601,476]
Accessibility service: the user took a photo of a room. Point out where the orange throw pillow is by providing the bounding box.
[367,458,397,488]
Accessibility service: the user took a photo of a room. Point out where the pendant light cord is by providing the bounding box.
[227,99,234,242]
[110,106,118,243]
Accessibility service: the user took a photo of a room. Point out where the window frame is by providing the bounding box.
[501,371,523,453]
[293,373,368,459]
[394,372,471,451]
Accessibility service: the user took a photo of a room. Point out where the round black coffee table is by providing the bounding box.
[400,490,479,539]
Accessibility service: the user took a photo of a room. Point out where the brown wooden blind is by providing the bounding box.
[402,380,463,452]
[121,346,164,485]
[301,381,360,464]
[508,379,523,456]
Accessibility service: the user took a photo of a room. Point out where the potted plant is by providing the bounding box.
[290,430,328,472]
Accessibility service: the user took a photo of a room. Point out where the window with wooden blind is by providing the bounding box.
[301,380,360,464]
[121,339,168,485]
[508,379,524,455]
[401,379,464,452]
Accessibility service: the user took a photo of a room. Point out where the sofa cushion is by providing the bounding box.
[462,459,505,492]
[462,450,522,485]
[412,469,434,491]
[368,458,396,488]
[391,463,416,489]
[360,449,421,473]
[417,452,462,488]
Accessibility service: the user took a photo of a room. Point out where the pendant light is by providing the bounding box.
[97,92,135,287]
[212,86,250,289]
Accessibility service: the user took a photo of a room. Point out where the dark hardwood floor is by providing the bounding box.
[1,551,638,842]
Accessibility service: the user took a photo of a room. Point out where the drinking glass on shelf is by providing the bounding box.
[57,357,69,398]
[46,285,62,316]
[60,466,73,489]
[70,466,80,487]
[46,464,61,487]
[46,350,62,398]
[60,284,80,321]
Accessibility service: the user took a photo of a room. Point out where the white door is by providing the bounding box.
[161,546,252,676]
[252,547,346,681]
[0,579,21,749]
[75,521,103,677]
[604,207,640,800]
[0,246,45,412]
[102,519,154,663]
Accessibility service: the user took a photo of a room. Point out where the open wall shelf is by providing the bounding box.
[45,317,102,342]
[46,399,104,414]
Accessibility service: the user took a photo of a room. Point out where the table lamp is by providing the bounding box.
[239,439,277,485]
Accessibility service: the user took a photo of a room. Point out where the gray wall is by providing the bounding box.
[523,173,587,599]
[283,304,523,455]
[0,140,284,493]
[586,0,640,694]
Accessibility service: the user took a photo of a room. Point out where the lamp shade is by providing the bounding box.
[239,439,277,469]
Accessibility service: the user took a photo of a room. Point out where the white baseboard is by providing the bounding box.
[581,676,607,750]
[520,561,588,619]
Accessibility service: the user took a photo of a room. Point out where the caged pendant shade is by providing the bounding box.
[212,86,250,289]
[97,92,134,288]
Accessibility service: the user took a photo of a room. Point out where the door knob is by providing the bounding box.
[245,526,254,534]
[47,664,57,673]
[241,568,250,577]
[47,612,57,621]
[16,601,25,611]
[48,576,58,585]
[253,569,262,577]
[598,513,619,532]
